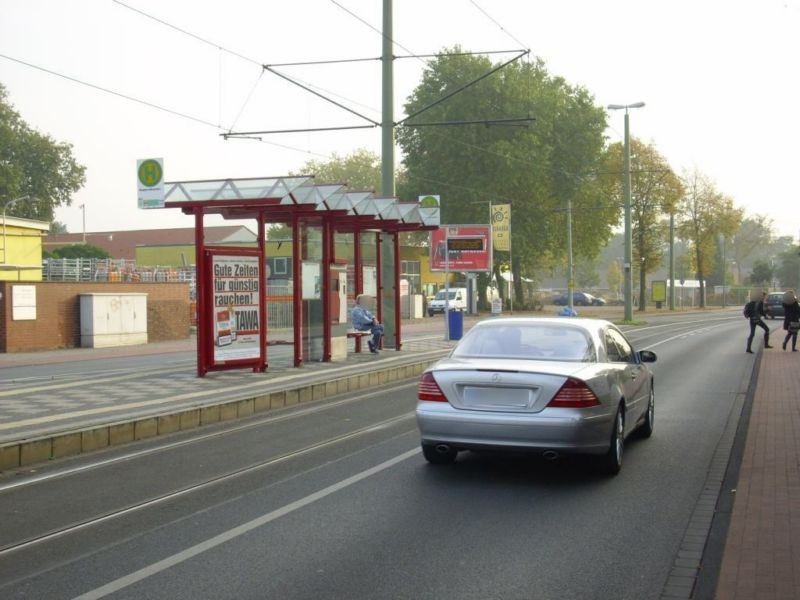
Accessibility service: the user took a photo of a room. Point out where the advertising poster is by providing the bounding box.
[491,204,511,251]
[430,225,492,272]
[212,254,261,362]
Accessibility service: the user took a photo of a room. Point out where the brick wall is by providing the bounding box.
[0,282,190,353]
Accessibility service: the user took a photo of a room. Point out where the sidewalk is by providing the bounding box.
[713,346,800,599]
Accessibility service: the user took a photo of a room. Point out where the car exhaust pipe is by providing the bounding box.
[542,450,560,461]
[435,444,452,454]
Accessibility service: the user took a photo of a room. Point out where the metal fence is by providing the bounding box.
[43,258,197,296]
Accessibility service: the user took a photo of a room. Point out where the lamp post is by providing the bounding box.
[607,102,645,321]
[80,203,86,244]
[720,235,726,308]
[2,196,32,265]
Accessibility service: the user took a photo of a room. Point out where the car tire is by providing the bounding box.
[599,407,624,476]
[639,388,654,438]
[422,443,457,465]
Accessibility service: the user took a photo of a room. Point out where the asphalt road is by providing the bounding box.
[0,312,757,599]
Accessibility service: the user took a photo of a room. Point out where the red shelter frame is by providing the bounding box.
[160,176,438,377]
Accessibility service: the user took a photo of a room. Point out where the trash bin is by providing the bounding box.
[448,308,463,340]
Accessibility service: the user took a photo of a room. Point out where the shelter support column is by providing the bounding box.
[354,231,362,296]
[393,232,401,350]
[194,208,207,377]
[256,210,267,372]
[292,216,303,367]
[321,219,332,361]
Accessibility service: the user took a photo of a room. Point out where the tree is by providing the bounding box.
[607,259,622,300]
[290,147,388,192]
[601,139,683,310]
[49,221,68,234]
[46,244,110,259]
[677,169,744,307]
[0,83,86,220]
[575,256,600,288]
[775,246,800,291]
[749,259,774,287]
[396,49,613,307]
[731,216,773,283]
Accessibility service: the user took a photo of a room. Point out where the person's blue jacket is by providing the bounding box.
[352,304,375,330]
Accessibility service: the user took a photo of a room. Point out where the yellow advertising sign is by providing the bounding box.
[651,280,667,302]
[491,204,511,251]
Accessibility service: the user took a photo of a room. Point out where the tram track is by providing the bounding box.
[0,411,416,556]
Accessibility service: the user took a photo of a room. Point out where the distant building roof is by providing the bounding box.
[43,226,256,260]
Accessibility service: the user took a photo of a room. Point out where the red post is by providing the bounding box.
[292,216,303,367]
[393,231,402,350]
[194,208,207,377]
[257,210,267,372]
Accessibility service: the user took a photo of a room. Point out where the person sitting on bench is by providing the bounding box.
[352,294,384,354]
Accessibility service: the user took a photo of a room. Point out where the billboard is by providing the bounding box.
[430,225,492,272]
[211,253,261,363]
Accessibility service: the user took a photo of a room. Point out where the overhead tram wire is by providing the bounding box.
[469,0,529,50]
[0,53,217,130]
[112,0,261,67]
[0,52,331,160]
[117,0,537,153]
[113,0,380,136]
[113,0,567,176]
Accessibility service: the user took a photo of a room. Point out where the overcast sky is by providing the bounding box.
[1,0,798,240]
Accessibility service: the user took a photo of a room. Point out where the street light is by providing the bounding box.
[2,196,35,265]
[607,102,645,321]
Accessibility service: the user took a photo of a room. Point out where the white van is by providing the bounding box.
[427,287,467,316]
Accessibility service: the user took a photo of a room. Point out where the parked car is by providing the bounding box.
[552,291,605,306]
[765,292,786,319]
[415,317,656,475]
[428,287,467,316]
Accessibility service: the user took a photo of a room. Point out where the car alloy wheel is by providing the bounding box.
[600,407,624,476]
[640,388,655,438]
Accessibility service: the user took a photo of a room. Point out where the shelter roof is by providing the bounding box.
[163,175,439,231]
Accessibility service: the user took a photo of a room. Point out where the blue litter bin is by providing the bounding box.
[448,308,463,340]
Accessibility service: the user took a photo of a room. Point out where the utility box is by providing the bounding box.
[80,293,148,348]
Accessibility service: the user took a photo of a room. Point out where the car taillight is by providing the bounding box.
[418,372,447,402]
[547,377,600,408]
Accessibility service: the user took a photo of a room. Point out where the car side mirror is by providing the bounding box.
[639,349,657,363]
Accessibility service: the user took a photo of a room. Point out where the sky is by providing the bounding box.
[1,0,798,240]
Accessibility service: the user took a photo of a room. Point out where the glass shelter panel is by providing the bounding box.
[301,222,324,362]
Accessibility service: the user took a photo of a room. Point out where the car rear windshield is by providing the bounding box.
[453,324,595,362]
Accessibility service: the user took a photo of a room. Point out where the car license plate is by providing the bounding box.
[462,386,533,410]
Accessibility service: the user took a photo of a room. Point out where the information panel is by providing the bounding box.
[430,225,492,272]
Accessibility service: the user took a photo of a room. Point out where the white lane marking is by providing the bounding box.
[72,447,419,600]
[637,322,740,350]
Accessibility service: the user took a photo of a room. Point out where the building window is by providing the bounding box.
[400,260,421,294]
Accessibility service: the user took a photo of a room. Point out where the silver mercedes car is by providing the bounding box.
[415,317,656,475]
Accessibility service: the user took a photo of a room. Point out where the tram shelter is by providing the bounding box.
[161,176,438,377]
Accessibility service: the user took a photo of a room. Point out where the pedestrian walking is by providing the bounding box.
[782,290,800,351]
[745,289,773,354]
